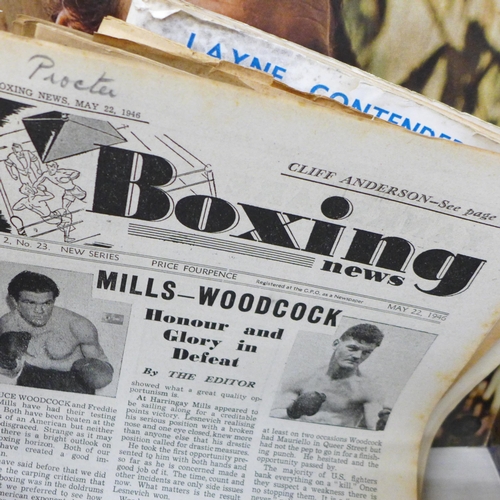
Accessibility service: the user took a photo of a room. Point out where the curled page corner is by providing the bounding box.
[130,0,181,19]
[149,9,180,20]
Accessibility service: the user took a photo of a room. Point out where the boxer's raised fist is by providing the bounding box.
[0,331,31,370]
[71,358,113,389]
[287,391,326,419]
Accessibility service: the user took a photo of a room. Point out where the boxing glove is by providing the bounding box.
[0,331,31,370]
[376,408,391,430]
[287,391,326,419]
[71,358,113,389]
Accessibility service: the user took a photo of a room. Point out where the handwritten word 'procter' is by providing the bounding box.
[27,55,117,97]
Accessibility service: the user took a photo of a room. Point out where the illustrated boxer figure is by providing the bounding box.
[271,324,391,430]
[0,271,113,394]
[4,143,42,191]
[12,185,76,243]
[33,162,87,210]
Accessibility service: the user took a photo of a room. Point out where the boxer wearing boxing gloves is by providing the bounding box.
[0,271,113,394]
[271,324,391,430]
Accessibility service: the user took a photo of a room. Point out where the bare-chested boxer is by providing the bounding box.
[271,324,390,430]
[0,271,113,394]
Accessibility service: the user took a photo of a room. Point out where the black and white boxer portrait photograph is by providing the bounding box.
[270,318,436,430]
[0,263,129,397]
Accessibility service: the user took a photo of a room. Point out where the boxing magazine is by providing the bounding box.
[123,0,500,154]
[0,27,500,500]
